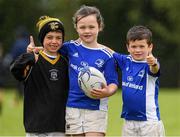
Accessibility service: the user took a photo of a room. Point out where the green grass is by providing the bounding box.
[0,90,24,136]
[107,88,180,136]
[0,88,180,136]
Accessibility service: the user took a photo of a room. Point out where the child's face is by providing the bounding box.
[43,31,63,55]
[127,39,152,61]
[76,14,101,45]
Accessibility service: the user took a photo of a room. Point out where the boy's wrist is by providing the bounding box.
[152,58,158,66]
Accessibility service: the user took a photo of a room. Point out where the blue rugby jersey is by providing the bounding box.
[113,52,161,121]
[60,40,118,111]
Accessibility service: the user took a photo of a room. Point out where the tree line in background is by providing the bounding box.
[0,0,179,88]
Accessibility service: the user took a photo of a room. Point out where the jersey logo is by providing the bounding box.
[95,59,104,68]
[80,61,89,67]
[127,76,133,81]
[49,69,59,81]
[138,70,145,78]
[72,52,79,57]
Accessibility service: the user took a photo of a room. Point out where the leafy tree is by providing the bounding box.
[0,0,47,51]
[0,0,179,87]
[77,0,180,87]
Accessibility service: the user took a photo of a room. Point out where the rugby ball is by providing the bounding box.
[78,66,107,99]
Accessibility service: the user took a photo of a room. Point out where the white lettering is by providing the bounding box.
[122,81,143,90]
[70,63,85,72]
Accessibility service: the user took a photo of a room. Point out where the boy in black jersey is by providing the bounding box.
[10,16,69,136]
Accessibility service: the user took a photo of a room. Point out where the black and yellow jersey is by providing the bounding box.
[10,52,69,133]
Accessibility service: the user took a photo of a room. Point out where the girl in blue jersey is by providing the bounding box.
[113,25,165,136]
[27,5,118,137]
[62,5,118,136]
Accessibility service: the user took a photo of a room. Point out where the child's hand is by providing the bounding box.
[27,36,36,53]
[27,36,43,53]
[90,83,109,99]
[90,83,118,99]
[146,52,157,66]
[27,35,43,62]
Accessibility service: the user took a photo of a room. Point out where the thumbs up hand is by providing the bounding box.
[146,52,157,66]
[27,36,43,53]
[27,36,36,53]
[26,35,43,62]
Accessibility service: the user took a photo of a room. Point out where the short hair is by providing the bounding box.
[126,25,152,45]
[72,5,104,30]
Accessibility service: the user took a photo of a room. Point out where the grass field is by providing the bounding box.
[107,88,180,136]
[0,88,180,136]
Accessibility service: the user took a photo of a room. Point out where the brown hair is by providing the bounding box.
[72,5,104,30]
[126,25,152,45]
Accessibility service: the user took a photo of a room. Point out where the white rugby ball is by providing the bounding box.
[78,66,107,99]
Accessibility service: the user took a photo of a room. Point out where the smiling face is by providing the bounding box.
[43,31,63,56]
[126,26,153,61]
[127,39,153,61]
[76,14,101,45]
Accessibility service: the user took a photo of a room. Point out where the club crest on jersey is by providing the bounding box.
[138,70,145,78]
[80,61,89,67]
[127,76,133,81]
[49,69,59,81]
[95,59,104,68]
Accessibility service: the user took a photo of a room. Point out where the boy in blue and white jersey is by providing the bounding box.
[113,25,165,136]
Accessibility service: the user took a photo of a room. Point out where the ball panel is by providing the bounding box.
[78,66,107,99]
